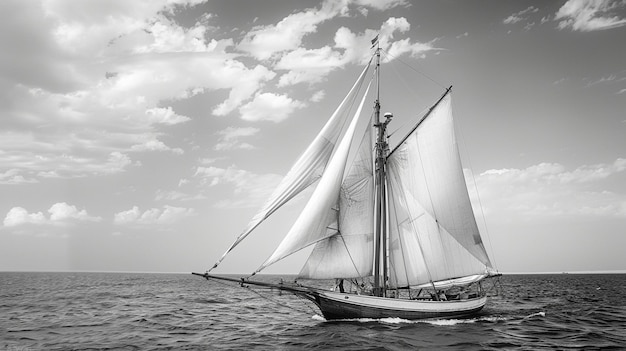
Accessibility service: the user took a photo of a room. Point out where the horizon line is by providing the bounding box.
[1,269,626,275]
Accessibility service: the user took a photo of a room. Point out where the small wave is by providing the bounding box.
[523,311,546,319]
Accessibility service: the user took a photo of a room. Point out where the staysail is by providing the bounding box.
[256,81,373,274]
[386,91,492,288]
[298,118,374,279]
[210,60,373,271]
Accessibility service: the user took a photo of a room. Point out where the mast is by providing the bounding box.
[373,45,391,297]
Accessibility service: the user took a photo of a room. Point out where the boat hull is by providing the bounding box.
[311,291,486,320]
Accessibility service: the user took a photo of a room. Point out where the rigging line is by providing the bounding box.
[455,113,499,272]
[387,105,429,139]
[380,48,446,89]
[242,281,317,316]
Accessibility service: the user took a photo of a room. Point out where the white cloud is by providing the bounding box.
[271,17,436,87]
[237,0,349,60]
[145,107,190,125]
[353,0,409,11]
[48,202,102,222]
[310,90,326,102]
[215,127,260,151]
[503,6,539,25]
[155,189,206,201]
[0,169,38,185]
[335,18,436,64]
[276,46,347,86]
[114,205,196,225]
[239,93,306,122]
[0,0,279,183]
[3,207,46,227]
[471,158,626,220]
[194,166,283,208]
[555,0,626,31]
[130,139,184,154]
[3,202,101,227]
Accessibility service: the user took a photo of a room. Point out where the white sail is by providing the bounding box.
[386,93,492,288]
[210,61,372,271]
[298,120,374,279]
[256,82,373,273]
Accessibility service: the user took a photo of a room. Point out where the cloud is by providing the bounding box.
[130,139,184,154]
[271,15,437,88]
[48,202,102,222]
[154,189,206,201]
[471,158,626,220]
[145,107,191,125]
[555,0,626,31]
[353,0,409,11]
[275,46,347,86]
[237,0,349,60]
[215,127,260,151]
[310,90,326,102]
[194,166,283,208]
[3,202,102,227]
[239,93,306,122]
[503,6,539,25]
[114,205,195,225]
[3,207,46,227]
[335,17,437,65]
[0,0,277,184]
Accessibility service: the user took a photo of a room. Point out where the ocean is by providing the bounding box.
[1,272,625,350]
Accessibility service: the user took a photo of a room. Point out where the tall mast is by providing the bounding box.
[373,44,391,297]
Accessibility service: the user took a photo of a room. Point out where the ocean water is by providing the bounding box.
[1,272,625,350]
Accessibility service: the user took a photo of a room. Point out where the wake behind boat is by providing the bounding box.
[194,40,500,321]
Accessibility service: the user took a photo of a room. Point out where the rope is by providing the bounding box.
[206,276,319,317]
[380,49,447,89]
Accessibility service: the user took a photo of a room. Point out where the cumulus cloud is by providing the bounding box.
[239,93,306,122]
[470,158,626,219]
[276,46,346,86]
[215,127,260,151]
[145,107,191,125]
[194,165,283,208]
[3,207,46,227]
[130,139,184,154]
[555,0,626,31]
[237,0,349,60]
[3,202,102,227]
[0,0,279,183]
[114,205,196,225]
[48,202,102,222]
[310,90,326,102]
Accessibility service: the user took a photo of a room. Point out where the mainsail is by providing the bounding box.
[386,91,492,288]
[210,60,373,271]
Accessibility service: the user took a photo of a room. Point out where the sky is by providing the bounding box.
[1,0,625,275]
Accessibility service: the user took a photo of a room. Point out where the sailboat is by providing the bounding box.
[193,44,499,320]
